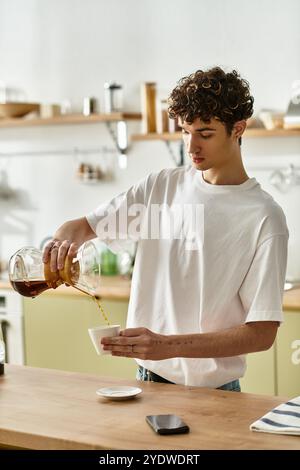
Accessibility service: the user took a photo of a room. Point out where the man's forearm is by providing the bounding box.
[101,322,279,361]
[52,217,95,244]
[165,322,278,359]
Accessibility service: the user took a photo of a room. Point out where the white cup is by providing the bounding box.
[88,325,120,355]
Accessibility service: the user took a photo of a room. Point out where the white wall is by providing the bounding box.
[0,0,299,279]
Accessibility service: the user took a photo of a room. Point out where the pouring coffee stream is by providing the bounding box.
[93,296,110,326]
[9,242,111,326]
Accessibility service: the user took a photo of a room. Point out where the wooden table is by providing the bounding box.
[0,365,299,450]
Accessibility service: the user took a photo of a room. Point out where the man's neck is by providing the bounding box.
[202,156,249,186]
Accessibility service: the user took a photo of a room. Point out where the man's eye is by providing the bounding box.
[201,134,212,139]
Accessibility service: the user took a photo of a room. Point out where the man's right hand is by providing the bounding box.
[42,217,95,273]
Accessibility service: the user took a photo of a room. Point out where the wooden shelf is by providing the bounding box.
[132,132,182,141]
[0,112,142,129]
[245,128,300,137]
[132,128,300,141]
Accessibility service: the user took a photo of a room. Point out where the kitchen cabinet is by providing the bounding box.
[240,345,276,395]
[241,310,300,397]
[276,310,300,397]
[23,294,137,379]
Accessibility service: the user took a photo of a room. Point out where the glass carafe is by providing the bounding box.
[9,241,101,298]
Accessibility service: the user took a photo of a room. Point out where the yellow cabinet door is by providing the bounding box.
[23,294,137,380]
[276,311,300,397]
[240,346,276,395]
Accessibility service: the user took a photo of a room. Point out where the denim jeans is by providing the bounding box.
[136,366,241,392]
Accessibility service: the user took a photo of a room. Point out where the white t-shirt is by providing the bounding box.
[86,165,289,387]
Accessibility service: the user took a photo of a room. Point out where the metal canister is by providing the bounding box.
[103,82,123,113]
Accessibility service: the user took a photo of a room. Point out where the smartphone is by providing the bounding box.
[146,414,190,435]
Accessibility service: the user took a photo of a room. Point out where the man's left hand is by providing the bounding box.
[101,327,171,360]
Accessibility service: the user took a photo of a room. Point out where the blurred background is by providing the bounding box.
[0,0,300,395]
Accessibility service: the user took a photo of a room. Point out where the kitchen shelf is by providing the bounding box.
[237,128,300,137]
[132,132,182,141]
[131,128,300,141]
[0,112,141,129]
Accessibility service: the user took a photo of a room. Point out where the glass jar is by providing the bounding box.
[141,82,157,133]
[157,99,169,133]
[100,248,118,276]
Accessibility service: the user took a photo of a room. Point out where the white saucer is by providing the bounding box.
[96,386,142,401]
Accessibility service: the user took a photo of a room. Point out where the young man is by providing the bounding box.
[43,67,288,391]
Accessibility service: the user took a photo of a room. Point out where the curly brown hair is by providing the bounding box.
[168,67,254,136]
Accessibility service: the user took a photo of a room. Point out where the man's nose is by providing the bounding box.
[186,134,200,154]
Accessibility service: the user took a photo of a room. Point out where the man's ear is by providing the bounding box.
[232,120,247,140]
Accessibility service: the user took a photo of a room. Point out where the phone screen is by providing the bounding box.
[146,414,190,435]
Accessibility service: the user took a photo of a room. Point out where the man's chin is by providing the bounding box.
[191,160,207,170]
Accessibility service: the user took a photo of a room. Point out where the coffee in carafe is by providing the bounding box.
[10,279,50,298]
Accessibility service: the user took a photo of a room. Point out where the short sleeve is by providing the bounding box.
[85,173,154,252]
[239,234,288,323]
